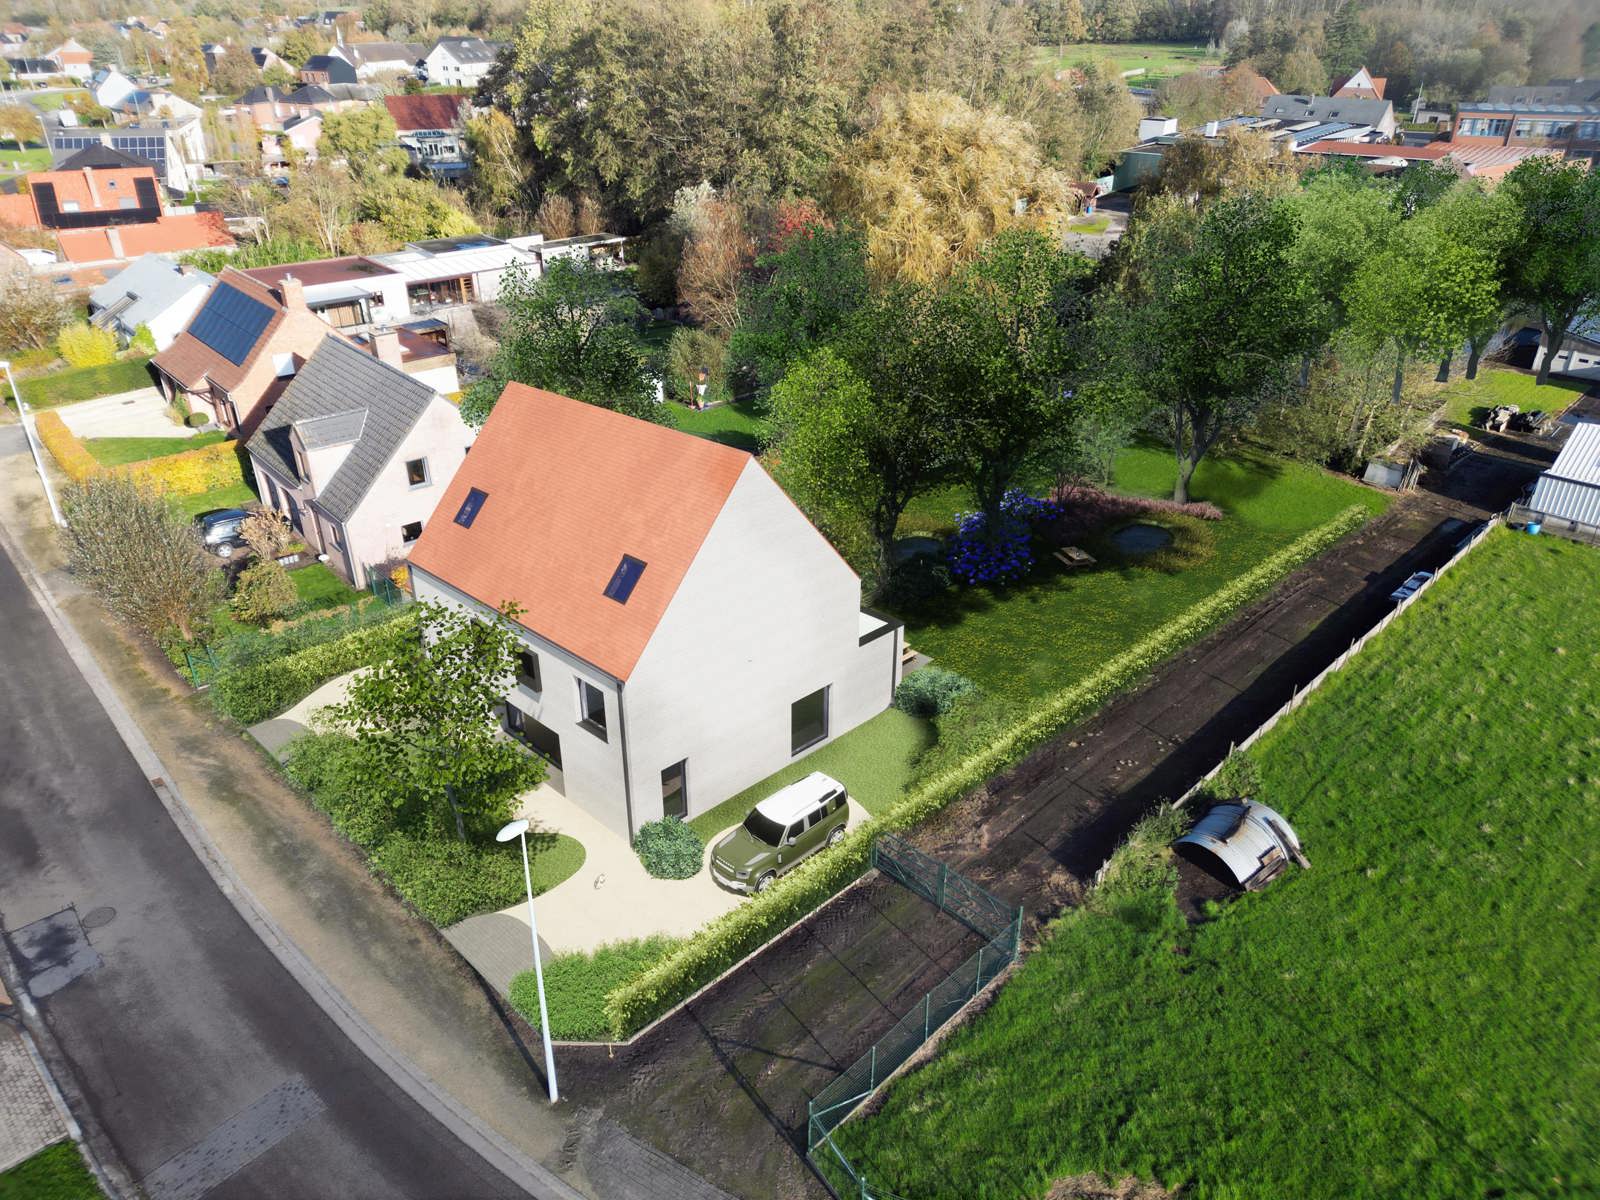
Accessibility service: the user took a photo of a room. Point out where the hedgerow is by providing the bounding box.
[600,503,1373,1039]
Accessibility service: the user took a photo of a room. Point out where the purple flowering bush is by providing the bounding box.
[947,490,1062,586]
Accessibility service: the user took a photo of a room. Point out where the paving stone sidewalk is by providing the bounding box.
[0,1016,67,1173]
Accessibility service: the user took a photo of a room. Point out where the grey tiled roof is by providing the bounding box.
[244,334,438,524]
[1260,94,1392,127]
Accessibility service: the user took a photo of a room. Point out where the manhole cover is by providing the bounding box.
[82,906,117,930]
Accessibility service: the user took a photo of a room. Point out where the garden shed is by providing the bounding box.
[1526,421,1600,533]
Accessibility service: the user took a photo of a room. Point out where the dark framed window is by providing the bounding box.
[516,649,541,693]
[603,555,647,604]
[453,486,486,527]
[577,679,607,739]
[790,686,829,755]
[661,759,688,821]
[401,520,423,544]
[405,457,430,487]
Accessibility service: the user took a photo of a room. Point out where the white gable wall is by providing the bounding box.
[142,282,209,350]
[621,461,897,830]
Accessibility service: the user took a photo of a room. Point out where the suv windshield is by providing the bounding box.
[742,809,787,846]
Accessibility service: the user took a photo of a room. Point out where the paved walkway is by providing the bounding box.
[0,1014,67,1174]
[446,787,867,992]
[247,668,361,758]
[563,452,1543,1200]
[52,388,183,440]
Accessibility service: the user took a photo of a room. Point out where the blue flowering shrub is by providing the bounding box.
[946,490,1061,585]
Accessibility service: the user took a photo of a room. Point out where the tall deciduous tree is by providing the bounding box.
[0,260,69,350]
[328,600,544,842]
[465,109,528,219]
[1155,128,1299,207]
[940,229,1092,538]
[59,474,223,644]
[829,89,1075,283]
[0,103,42,149]
[209,43,261,98]
[1288,169,1400,379]
[461,259,663,427]
[320,105,407,178]
[731,220,869,390]
[1500,156,1600,386]
[1114,192,1317,503]
[676,195,755,335]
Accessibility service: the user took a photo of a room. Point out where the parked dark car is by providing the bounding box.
[194,508,251,558]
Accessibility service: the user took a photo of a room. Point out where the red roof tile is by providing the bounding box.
[55,212,233,263]
[1300,140,1450,160]
[409,383,752,680]
[383,92,468,132]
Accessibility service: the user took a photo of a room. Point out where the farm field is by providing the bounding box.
[895,446,1387,699]
[1034,40,1220,82]
[836,528,1600,1199]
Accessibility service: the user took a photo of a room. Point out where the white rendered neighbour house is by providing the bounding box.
[407,383,904,842]
[243,334,475,585]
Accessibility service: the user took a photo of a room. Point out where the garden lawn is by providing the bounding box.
[1067,213,1111,233]
[0,1142,102,1200]
[1033,40,1220,82]
[1437,366,1588,430]
[671,398,764,453]
[836,528,1600,1200]
[84,431,226,466]
[14,358,154,409]
[172,480,259,520]
[896,445,1386,699]
[291,562,360,610]
[687,707,933,841]
[0,145,51,172]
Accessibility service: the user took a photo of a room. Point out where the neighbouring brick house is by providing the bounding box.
[383,93,470,176]
[244,333,474,585]
[407,383,903,841]
[150,269,334,439]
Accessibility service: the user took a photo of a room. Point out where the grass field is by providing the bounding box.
[0,145,51,173]
[1437,366,1588,431]
[84,432,226,466]
[173,480,259,520]
[0,1141,101,1200]
[895,446,1387,699]
[291,562,360,609]
[1067,213,1112,233]
[1034,40,1220,82]
[671,398,764,453]
[687,707,933,841]
[837,528,1600,1199]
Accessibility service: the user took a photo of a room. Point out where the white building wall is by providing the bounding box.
[145,284,209,350]
[622,462,896,830]
[405,362,459,394]
[1535,340,1600,384]
[337,396,474,582]
[410,566,634,838]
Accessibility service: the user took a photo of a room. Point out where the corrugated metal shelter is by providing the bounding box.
[1529,421,1600,527]
[1174,800,1309,891]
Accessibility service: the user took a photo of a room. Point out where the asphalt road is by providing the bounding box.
[0,540,524,1200]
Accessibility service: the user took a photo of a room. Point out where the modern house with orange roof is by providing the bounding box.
[46,37,93,79]
[407,384,904,840]
[150,269,338,438]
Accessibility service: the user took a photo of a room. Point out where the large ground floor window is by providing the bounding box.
[791,686,830,755]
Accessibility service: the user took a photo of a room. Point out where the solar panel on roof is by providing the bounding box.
[603,555,647,604]
[187,283,274,366]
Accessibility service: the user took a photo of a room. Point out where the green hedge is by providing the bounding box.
[371,830,585,927]
[210,607,420,725]
[601,504,1374,1038]
[16,357,154,409]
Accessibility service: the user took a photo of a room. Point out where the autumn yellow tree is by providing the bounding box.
[1153,128,1300,208]
[828,89,1078,283]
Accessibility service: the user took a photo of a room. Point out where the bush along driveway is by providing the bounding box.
[557,488,1494,1200]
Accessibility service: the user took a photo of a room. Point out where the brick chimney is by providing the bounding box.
[370,327,404,369]
[278,273,306,309]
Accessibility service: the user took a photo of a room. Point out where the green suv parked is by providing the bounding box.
[710,771,850,894]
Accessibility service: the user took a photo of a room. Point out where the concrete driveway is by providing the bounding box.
[53,388,189,440]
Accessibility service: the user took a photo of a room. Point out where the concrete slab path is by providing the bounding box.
[52,388,187,440]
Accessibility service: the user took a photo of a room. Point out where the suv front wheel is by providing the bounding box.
[827,825,845,847]
[214,541,237,558]
[754,871,776,894]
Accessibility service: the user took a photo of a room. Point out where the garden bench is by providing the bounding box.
[1054,546,1096,568]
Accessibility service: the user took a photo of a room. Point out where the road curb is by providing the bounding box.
[0,512,585,1200]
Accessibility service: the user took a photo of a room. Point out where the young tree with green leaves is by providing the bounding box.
[1500,156,1600,386]
[460,259,663,427]
[320,106,408,178]
[1113,192,1318,503]
[328,600,545,843]
[1416,181,1518,381]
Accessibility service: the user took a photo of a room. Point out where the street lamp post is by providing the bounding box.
[497,817,558,1102]
[0,359,64,527]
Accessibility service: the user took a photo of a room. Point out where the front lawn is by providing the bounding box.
[671,398,764,453]
[895,446,1387,699]
[14,358,154,409]
[291,562,361,610]
[837,528,1600,1199]
[84,431,226,466]
[0,1142,101,1200]
[1437,366,1588,430]
[687,707,933,841]
[173,480,259,520]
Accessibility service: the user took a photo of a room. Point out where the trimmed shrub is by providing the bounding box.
[56,322,117,368]
[230,560,298,624]
[665,326,730,406]
[633,818,705,879]
[880,554,951,608]
[370,832,530,926]
[184,411,210,428]
[120,439,249,495]
[34,410,97,481]
[511,936,682,1041]
[282,731,405,847]
[17,357,153,409]
[214,602,407,672]
[893,666,976,717]
[600,504,1375,1039]
[209,606,420,725]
